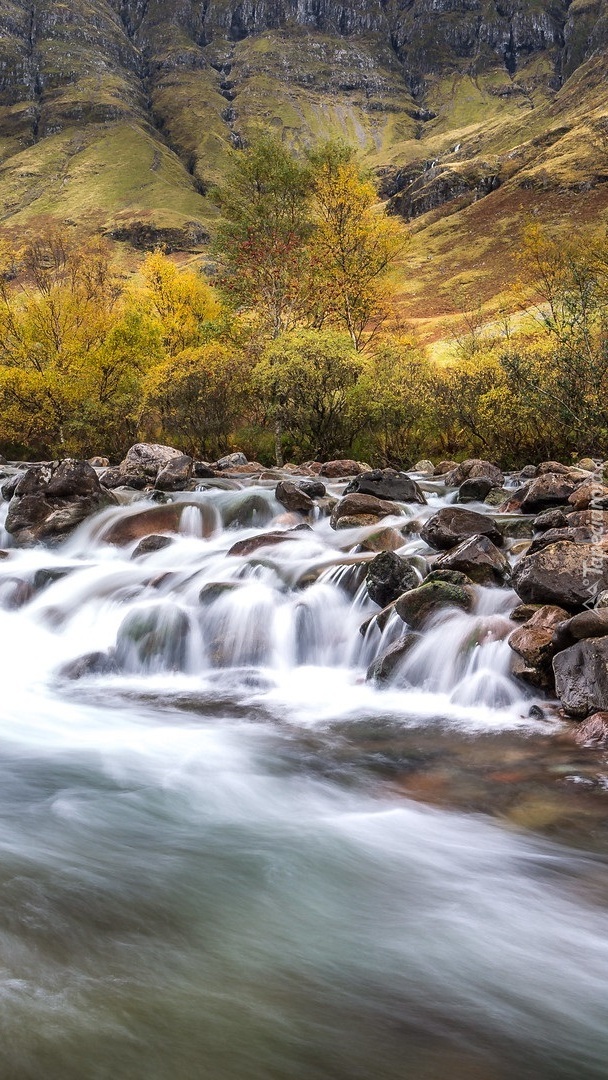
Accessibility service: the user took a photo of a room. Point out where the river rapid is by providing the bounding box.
[0,471,607,1080]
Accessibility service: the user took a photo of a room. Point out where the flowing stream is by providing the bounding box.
[0,474,607,1079]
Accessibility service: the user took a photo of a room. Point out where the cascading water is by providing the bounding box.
[0,473,606,1079]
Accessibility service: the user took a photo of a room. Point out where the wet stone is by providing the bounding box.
[366,551,419,608]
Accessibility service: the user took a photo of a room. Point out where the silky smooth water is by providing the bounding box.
[0,479,606,1080]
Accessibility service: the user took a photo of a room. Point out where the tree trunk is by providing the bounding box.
[274,417,283,468]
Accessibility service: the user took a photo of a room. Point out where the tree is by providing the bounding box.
[142,343,253,459]
[138,251,221,354]
[350,335,436,465]
[213,137,314,338]
[253,329,364,461]
[0,231,162,457]
[308,144,406,349]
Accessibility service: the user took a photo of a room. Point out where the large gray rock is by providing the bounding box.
[512,541,608,610]
[444,459,504,488]
[520,473,577,513]
[434,534,510,585]
[5,459,116,545]
[344,469,426,504]
[103,443,183,489]
[154,454,193,491]
[553,637,608,717]
[366,633,420,683]
[366,551,418,607]
[421,506,502,550]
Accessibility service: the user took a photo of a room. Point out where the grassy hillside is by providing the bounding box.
[0,0,607,321]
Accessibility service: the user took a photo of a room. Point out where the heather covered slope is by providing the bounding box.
[0,0,607,314]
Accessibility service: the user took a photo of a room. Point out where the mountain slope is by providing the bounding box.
[0,0,607,318]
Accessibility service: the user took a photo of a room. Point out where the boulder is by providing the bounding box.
[533,507,569,531]
[535,461,569,474]
[154,454,193,491]
[508,605,568,690]
[527,526,596,555]
[434,534,510,585]
[573,712,608,747]
[420,506,502,551]
[227,532,298,556]
[520,473,577,513]
[568,478,608,511]
[444,459,504,488]
[553,636,608,717]
[412,460,434,475]
[215,452,248,469]
[576,458,600,473]
[423,569,472,587]
[103,443,183,489]
[330,493,402,529]
[366,633,420,683]
[193,462,217,479]
[552,608,608,650]
[434,460,459,476]
[512,541,608,610]
[131,535,175,559]
[88,456,110,468]
[345,469,426,504]
[360,527,406,553]
[58,650,118,679]
[275,481,314,514]
[366,551,419,607]
[319,459,361,478]
[567,509,608,532]
[296,480,326,498]
[1,472,24,501]
[5,459,116,546]
[395,579,474,629]
[101,503,197,545]
[115,604,190,672]
[456,477,495,502]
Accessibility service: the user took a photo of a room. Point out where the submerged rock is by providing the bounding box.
[132,534,175,558]
[366,551,419,607]
[115,605,191,672]
[366,633,420,683]
[101,503,187,545]
[5,459,116,545]
[59,650,118,680]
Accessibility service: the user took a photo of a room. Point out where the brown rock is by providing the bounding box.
[421,506,502,550]
[508,605,568,689]
[520,473,577,513]
[275,481,314,514]
[573,713,608,747]
[444,459,504,488]
[568,478,608,511]
[434,534,510,585]
[330,493,403,529]
[512,541,608,609]
[101,503,213,545]
[227,532,298,556]
[319,459,362,478]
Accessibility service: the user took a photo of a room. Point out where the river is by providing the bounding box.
[0,472,606,1080]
